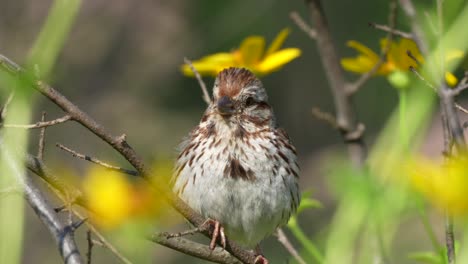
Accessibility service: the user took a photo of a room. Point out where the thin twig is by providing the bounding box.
[409,67,468,116]
[150,233,242,264]
[38,112,47,160]
[409,66,435,89]
[276,229,307,264]
[0,136,83,264]
[0,92,14,123]
[407,50,422,66]
[304,0,367,166]
[87,230,93,264]
[311,107,338,129]
[4,114,71,129]
[184,57,211,105]
[56,143,139,176]
[0,53,256,264]
[347,0,398,95]
[368,22,414,39]
[450,83,468,96]
[289,11,317,39]
[25,154,84,206]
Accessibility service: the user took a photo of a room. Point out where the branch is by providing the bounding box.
[275,229,306,264]
[0,54,256,264]
[368,22,413,39]
[56,143,138,176]
[289,11,317,39]
[0,92,14,123]
[150,233,242,264]
[0,136,83,264]
[25,154,84,206]
[184,57,211,105]
[3,114,71,129]
[303,0,367,166]
[86,230,93,264]
[37,112,47,159]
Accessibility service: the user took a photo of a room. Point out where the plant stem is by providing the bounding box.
[287,217,324,263]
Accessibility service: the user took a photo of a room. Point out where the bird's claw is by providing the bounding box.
[202,219,226,250]
[254,255,269,264]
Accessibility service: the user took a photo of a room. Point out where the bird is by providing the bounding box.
[172,67,300,263]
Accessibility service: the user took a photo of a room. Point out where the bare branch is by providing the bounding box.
[38,111,47,160]
[409,67,468,115]
[184,57,211,105]
[25,154,84,206]
[347,0,398,95]
[0,54,21,74]
[368,22,413,39]
[0,92,14,123]
[409,66,435,89]
[87,230,93,264]
[311,107,338,129]
[150,233,242,264]
[4,114,71,129]
[304,0,367,166]
[275,229,306,264]
[407,50,423,66]
[289,11,317,39]
[56,143,139,176]
[0,136,83,264]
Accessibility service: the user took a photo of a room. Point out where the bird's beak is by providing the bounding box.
[217,96,235,116]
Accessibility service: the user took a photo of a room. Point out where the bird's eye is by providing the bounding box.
[245,97,256,107]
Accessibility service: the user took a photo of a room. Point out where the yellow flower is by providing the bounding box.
[83,166,162,229]
[341,38,463,87]
[181,28,301,77]
[404,156,468,215]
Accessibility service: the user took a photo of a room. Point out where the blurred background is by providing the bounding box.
[1,0,465,263]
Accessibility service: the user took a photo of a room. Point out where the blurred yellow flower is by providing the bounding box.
[181,28,301,77]
[405,156,468,215]
[83,166,162,229]
[341,38,463,87]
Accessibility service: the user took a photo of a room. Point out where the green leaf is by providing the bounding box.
[27,0,81,78]
[408,251,445,264]
[297,198,322,215]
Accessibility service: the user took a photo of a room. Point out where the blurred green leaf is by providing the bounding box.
[296,189,322,215]
[297,198,322,215]
[27,0,81,78]
[408,251,445,264]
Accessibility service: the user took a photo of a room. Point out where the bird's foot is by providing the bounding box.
[254,255,269,264]
[201,218,226,250]
[254,244,269,264]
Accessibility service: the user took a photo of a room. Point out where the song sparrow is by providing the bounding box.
[172,67,300,262]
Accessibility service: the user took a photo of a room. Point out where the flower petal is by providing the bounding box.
[256,48,301,74]
[239,36,265,66]
[181,53,236,77]
[265,28,290,56]
[392,38,423,70]
[341,56,378,74]
[346,40,380,62]
[445,72,458,87]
